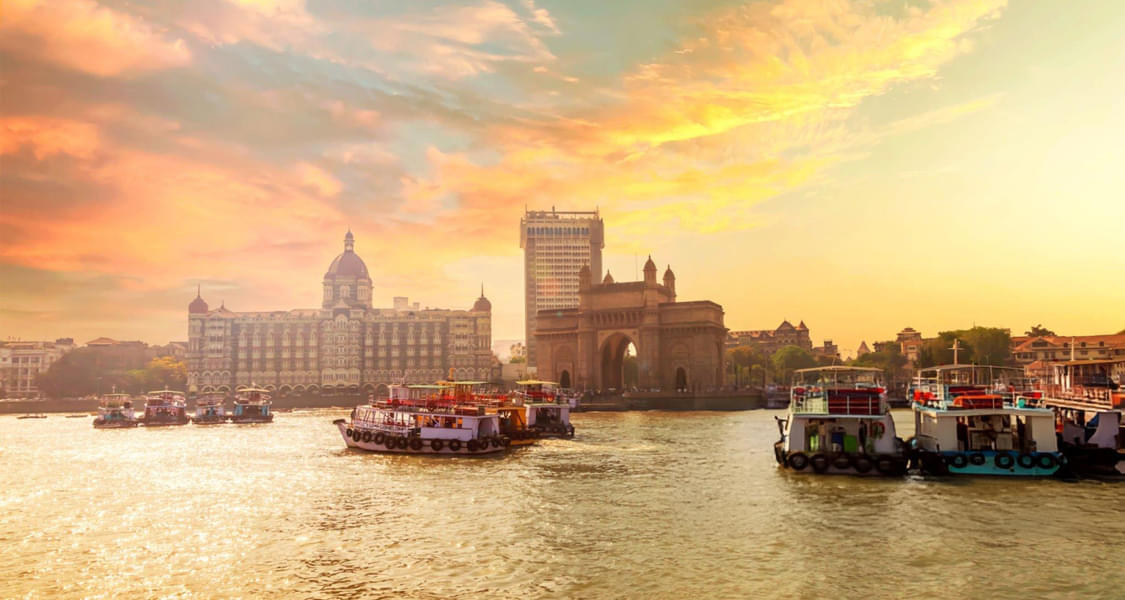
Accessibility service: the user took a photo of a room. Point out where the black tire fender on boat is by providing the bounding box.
[374,432,385,445]
[362,430,372,443]
[969,453,986,466]
[1037,453,1058,470]
[430,439,444,451]
[787,452,809,471]
[994,451,1015,469]
[384,436,397,449]
[409,437,423,451]
[396,437,409,450]
[448,439,462,452]
[345,428,354,439]
[832,454,852,471]
[810,453,829,473]
[950,454,968,469]
[852,455,874,474]
[875,455,895,475]
[1017,453,1036,469]
[467,439,480,452]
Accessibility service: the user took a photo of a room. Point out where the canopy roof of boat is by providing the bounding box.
[919,364,1023,373]
[147,390,186,394]
[914,405,1054,417]
[516,379,559,386]
[794,366,882,374]
[236,387,271,393]
[437,380,487,386]
[406,384,454,390]
[102,393,131,398]
[1050,358,1125,366]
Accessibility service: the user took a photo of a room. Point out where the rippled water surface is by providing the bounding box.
[2,409,1122,599]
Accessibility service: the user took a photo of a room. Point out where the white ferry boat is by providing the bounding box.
[192,394,228,425]
[141,390,189,426]
[93,393,139,428]
[1039,358,1124,478]
[773,367,906,476]
[511,380,575,438]
[334,384,508,455]
[230,387,273,424]
[909,365,1063,476]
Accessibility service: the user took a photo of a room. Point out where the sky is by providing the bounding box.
[2,0,1124,357]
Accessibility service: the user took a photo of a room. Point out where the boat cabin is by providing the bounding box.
[355,384,500,441]
[914,406,1057,454]
[1041,359,1125,411]
[785,367,897,455]
[233,387,272,417]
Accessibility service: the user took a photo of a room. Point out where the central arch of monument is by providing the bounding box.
[534,258,726,392]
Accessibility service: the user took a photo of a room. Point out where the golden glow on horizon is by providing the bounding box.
[1,0,1123,352]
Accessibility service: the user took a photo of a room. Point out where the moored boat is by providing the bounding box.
[334,384,508,455]
[909,365,1063,476]
[93,393,139,428]
[17,413,47,419]
[512,380,575,438]
[230,388,273,424]
[141,390,190,426]
[192,394,228,425]
[1039,359,1124,478]
[774,367,906,476]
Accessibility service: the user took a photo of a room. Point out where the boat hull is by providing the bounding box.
[230,416,273,424]
[334,420,507,455]
[775,442,907,477]
[1059,445,1125,479]
[531,424,575,439]
[142,418,189,427]
[93,420,139,429]
[192,416,228,425]
[914,450,1063,477]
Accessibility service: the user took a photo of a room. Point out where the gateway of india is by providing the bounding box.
[186,232,493,397]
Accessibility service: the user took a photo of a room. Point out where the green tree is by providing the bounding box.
[144,356,187,390]
[1024,324,1056,337]
[914,327,1012,368]
[772,345,817,384]
[509,356,526,364]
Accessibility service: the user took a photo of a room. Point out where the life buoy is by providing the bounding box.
[362,430,372,443]
[467,439,480,452]
[810,453,829,473]
[409,437,423,451]
[448,439,462,452]
[832,454,852,470]
[374,432,385,445]
[1037,454,1058,470]
[875,455,895,475]
[994,452,1015,469]
[969,453,986,466]
[430,439,444,451]
[852,455,874,474]
[787,452,809,471]
[345,428,354,439]
[950,454,968,469]
[870,422,887,439]
[1017,453,1035,469]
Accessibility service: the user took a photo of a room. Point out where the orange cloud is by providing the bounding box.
[0,0,191,77]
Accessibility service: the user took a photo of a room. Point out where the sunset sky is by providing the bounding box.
[2,0,1123,356]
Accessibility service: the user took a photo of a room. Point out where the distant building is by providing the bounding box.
[521,208,604,366]
[84,337,150,371]
[856,341,871,358]
[187,232,493,396]
[812,340,840,362]
[727,320,813,354]
[0,338,76,398]
[1011,334,1125,377]
[509,342,527,362]
[896,327,924,364]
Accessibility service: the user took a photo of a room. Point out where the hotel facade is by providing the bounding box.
[186,232,493,396]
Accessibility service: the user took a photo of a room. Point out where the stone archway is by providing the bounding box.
[599,333,636,391]
[559,370,572,389]
[675,367,688,392]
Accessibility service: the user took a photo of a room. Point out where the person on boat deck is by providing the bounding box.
[956,418,969,451]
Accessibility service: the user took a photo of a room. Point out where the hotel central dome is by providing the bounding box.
[325,230,369,279]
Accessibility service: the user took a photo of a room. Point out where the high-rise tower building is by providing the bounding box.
[520,208,604,365]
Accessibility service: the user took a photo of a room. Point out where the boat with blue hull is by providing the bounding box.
[908,365,1064,477]
[230,387,273,424]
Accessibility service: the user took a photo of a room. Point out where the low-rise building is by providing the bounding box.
[1012,334,1125,373]
[0,338,76,398]
[727,320,813,354]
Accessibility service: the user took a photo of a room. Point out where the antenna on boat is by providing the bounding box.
[949,339,962,365]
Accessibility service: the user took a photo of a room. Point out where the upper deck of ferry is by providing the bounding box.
[910,364,1035,410]
[789,367,887,417]
[1039,358,1125,411]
